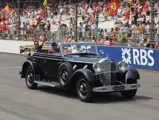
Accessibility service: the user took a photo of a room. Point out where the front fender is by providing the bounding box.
[70,69,95,87]
[126,67,140,80]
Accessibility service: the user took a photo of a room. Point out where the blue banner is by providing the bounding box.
[97,46,159,70]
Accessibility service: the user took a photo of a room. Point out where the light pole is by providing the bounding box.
[96,1,99,40]
[16,0,43,40]
[75,3,78,42]
[149,0,156,43]
[17,0,20,40]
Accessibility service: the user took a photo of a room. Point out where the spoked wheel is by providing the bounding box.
[58,62,73,87]
[25,66,37,89]
[60,68,69,85]
[76,76,92,102]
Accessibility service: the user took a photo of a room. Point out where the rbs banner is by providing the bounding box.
[97,46,159,70]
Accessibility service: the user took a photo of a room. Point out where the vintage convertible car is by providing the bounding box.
[19,42,140,102]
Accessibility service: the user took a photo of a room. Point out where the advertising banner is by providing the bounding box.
[97,45,159,70]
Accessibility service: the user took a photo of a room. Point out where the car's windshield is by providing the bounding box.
[60,42,98,56]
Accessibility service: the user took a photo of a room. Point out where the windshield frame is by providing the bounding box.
[59,42,98,57]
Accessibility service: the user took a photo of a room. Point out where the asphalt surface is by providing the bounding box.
[0,53,159,120]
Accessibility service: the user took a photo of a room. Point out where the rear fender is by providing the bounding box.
[21,60,36,78]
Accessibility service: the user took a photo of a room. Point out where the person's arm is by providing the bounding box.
[40,35,47,47]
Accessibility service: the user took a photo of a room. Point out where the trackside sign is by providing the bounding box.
[97,46,159,70]
[121,48,154,66]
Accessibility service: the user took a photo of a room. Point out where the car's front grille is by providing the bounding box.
[98,59,116,86]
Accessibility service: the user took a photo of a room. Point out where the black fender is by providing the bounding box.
[126,67,140,80]
[21,60,37,78]
[69,68,96,87]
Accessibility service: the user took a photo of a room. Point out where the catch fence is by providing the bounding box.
[1,27,159,48]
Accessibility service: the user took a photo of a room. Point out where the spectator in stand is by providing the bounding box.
[0,0,159,48]
[155,41,159,49]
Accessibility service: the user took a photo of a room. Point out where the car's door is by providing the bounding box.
[33,53,48,78]
[45,54,63,81]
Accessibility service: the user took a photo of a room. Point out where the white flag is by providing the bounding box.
[87,7,93,14]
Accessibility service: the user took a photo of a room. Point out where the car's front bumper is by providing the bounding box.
[92,83,140,92]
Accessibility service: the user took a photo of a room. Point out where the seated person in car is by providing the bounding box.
[48,42,61,55]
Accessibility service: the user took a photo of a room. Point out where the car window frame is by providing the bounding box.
[60,42,99,57]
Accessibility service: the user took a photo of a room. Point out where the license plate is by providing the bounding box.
[113,86,125,91]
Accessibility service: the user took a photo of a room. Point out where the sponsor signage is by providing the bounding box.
[97,45,159,70]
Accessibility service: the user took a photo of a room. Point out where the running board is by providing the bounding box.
[34,81,61,88]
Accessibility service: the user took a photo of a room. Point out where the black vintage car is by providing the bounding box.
[20,42,140,102]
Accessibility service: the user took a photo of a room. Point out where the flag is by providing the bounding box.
[1,5,10,14]
[109,0,120,15]
[123,5,130,21]
[40,7,45,17]
[143,1,149,12]
[43,0,47,6]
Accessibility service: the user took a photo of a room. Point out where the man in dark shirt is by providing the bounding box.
[48,42,61,55]
[34,36,46,52]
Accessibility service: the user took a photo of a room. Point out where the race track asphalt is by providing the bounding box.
[0,53,159,120]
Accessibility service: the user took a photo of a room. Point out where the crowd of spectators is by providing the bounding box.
[0,0,159,49]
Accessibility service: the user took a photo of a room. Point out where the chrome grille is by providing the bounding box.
[98,59,116,86]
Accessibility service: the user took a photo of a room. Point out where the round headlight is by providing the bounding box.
[118,61,127,72]
[92,63,102,73]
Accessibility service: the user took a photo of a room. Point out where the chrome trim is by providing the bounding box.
[60,42,98,57]
[95,71,119,75]
[34,81,56,87]
[60,42,97,46]
[33,56,62,61]
[63,59,98,64]
[92,84,140,92]
[73,65,77,70]
[33,55,97,64]
[83,65,88,69]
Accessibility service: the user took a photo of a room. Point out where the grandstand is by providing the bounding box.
[0,0,159,49]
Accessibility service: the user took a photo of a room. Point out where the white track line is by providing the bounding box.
[0,67,21,70]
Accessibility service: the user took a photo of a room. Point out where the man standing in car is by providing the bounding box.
[34,35,47,52]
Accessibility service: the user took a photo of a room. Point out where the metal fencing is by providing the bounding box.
[1,28,159,48]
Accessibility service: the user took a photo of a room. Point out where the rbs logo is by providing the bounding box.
[121,48,154,66]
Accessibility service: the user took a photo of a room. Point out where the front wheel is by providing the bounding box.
[121,89,137,99]
[25,66,37,89]
[121,79,137,99]
[76,76,93,102]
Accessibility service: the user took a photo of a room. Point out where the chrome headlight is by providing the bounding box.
[92,63,102,73]
[118,61,127,72]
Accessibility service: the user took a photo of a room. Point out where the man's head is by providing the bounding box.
[34,41,39,48]
[51,42,58,50]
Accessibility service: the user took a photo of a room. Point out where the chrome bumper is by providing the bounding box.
[92,84,140,92]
